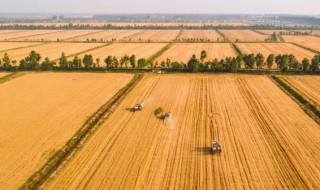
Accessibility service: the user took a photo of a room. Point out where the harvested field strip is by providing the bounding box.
[74,43,168,62]
[178,30,222,41]
[8,30,63,41]
[127,30,181,42]
[0,30,59,41]
[45,75,320,189]
[219,30,269,42]
[0,72,25,84]
[12,30,100,42]
[279,76,320,107]
[0,73,133,189]
[148,43,175,62]
[270,75,320,124]
[68,30,143,42]
[0,42,102,61]
[63,43,112,61]
[156,43,237,63]
[0,30,26,35]
[0,42,46,53]
[21,74,142,190]
[282,35,320,52]
[64,30,105,41]
[236,43,315,62]
[289,42,320,54]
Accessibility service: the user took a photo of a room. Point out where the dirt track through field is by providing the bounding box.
[0,73,133,189]
[45,74,320,190]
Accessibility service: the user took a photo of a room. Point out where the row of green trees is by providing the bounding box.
[185,51,320,73]
[0,50,319,73]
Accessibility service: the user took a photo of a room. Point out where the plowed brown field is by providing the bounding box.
[279,75,320,108]
[157,43,237,63]
[219,30,269,42]
[237,43,315,62]
[0,73,133,189]
[0,43,102,61]
[282,35,320,52]
[45,74,320,189]
[178,30,222,41]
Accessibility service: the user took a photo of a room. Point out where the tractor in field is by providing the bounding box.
[134,103,143,111]
[212,141,222,154]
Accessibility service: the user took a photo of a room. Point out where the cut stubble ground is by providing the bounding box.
[45,74,320,190]
[0,72,133,189]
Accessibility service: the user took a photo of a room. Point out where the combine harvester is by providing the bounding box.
[212,141,222,154]
[134,103,143,111]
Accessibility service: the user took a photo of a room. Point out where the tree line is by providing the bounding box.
[0,50,319,73]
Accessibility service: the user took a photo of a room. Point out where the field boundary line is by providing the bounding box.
[0,72,25,84]
[5,30,64,41]
[147,43,174,62]
[147,30,182,62]
[289,42,320,55]
[19,73,144,190]
[231,43,242,56]
[64,30,107,41]
[269,75,320,125]
[53,43,113,62]
[0,42,49,54]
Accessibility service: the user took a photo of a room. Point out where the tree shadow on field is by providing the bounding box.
[125,108,136,112]
[195,147,212,155]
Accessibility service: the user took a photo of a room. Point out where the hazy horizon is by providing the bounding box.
[0,0,318,15]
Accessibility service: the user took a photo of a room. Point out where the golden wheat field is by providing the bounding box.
[219,30,269,42]
[0,42,42,52]
[178,30,222,41]
[12,30,100,42]
[282,35,320,52]
[0,42,102,61]
[45,74,320,189]
[0,30,59,41]
[157,43,237,63]
[0,72,133,189]
[74,43,167,62]
[127,30,180,42]
[279,75,320,108]
[67,30,143,42]
[237,43,315,62]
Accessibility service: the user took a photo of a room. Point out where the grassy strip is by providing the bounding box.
[290,42,320,54]
[0,72,25,84]
[270,75,320,125]
[231,43,242,56]
[147,43,174,62]
[19,74,144,190]
[0,42,49,54]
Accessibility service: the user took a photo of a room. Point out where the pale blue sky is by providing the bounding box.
[0,0,318,15]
